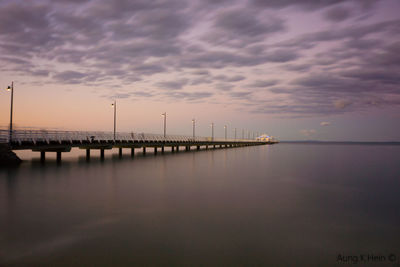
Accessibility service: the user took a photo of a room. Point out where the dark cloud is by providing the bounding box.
[213,74,246,82]
[0,3,49,34]
[215,83,233,91]
[156,79,188,90]
[323,6,352,22]
[164,91,213,101]
[203,7,285,47]
[277,19,400,50]
[229,91,253,99]
[250,0,380,11]
[282,64,312,72]
[192,70,210,76]
[190,77,213,85]
[249,80,279,88]
[53,71,86,82]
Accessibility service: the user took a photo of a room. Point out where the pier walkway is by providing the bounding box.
[0,130,277,163]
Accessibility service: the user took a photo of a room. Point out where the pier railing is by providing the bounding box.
[0,129,258,144]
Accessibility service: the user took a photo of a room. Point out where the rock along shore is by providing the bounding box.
[0,144,22,166]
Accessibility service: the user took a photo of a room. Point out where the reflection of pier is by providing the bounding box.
[1,130,277,163]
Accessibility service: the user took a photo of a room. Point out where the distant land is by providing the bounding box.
[280,141,400,145]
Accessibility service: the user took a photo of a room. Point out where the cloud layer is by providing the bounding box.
[1,0,399,117]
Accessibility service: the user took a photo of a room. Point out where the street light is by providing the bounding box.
[6,82,14,144]
[161,112,166,138]
[224,125,227,140]
[111,100,116,142]
[192,119,195,139]
[210,122,214,141]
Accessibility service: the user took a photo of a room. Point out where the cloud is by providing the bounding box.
[251,0,380,11]
[323,6,352,22]
[320,121,331,126]
[156,79,188,90]
[249,79,279,88]
[53,71,86,82]
[0,0,399,119]
[213,74,246,83]
[163,91,213,101]
[229,91,252,99]
[215,83,233,91]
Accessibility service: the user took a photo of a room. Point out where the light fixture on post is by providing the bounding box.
[210,122,214,141]
[224,125,227,140]
[192,119,195,139]
[161,112,166,138]
[6,82,14,144]
[111,100,116,142]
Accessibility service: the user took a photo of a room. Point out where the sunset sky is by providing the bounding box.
[1,0,399,141]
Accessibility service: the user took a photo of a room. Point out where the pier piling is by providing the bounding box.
[40,151,45,163]
[86,149,90,160]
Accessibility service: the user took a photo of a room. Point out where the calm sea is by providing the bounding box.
[1,143,399,266]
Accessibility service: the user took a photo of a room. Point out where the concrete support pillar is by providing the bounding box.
[40,151,45,163]
[171,146,175,152]
[100,149,105,159]
[197,146,200,150]
[154,147,157,155]
[143,147,146,155]
[206,145,208,150]
[161,146,164,153]
[56,151,62,163]
[176,146,179,152]
[213,145,216,149]
[131,148,135,157]
[119,147,122,158]
[86,149,90,160]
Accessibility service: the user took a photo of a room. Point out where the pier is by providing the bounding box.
[0,130,277,164]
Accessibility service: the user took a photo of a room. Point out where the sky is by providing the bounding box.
[1,0,399,141]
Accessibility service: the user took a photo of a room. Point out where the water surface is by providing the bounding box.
[1,143,399,266]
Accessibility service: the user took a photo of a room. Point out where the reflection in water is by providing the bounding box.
[1,144,400,266]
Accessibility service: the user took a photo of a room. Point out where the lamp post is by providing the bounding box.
[6,82,14,144]
[234,128,237,140]
[162,112,166,138]
[224,125,227,140]
[242,129,244,139]
[192,119,195,139]
[111,100,116,142]
[210,122,214,141]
